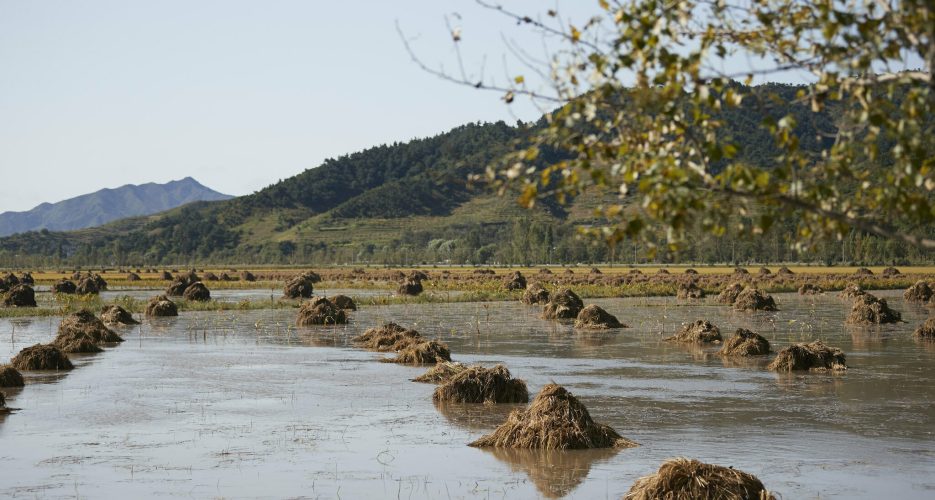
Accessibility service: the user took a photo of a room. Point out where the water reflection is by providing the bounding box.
[9,318,34,330]
[772,372,847,396]
[481,447,621,498]
[719,355,771,369]
[433,401,517,431]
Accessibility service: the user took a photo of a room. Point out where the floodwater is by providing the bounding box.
[1,290,934,499]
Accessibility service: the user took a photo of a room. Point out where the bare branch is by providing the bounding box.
[395,20,564,104]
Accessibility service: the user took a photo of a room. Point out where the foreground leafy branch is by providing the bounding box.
[409,0,934,255]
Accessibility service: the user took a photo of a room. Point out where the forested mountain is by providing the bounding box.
[0,177,231,237]
[0,83,930,267]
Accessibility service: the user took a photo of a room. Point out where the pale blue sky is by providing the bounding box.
[1,0,613,213]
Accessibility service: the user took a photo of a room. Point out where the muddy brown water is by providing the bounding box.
[1,290,933,498]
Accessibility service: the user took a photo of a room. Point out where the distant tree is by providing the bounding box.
[407,0,934,254]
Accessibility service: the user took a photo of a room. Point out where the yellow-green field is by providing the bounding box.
[2,264,932,319]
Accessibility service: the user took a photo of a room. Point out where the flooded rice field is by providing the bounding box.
[1,290,934,498]
[30,286,396,303]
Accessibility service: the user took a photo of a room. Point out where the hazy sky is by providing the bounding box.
[1,0,615,213]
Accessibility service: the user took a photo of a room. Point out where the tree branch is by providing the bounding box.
[718,187,935,250]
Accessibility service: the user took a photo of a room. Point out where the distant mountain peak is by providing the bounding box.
[0,178,233,237]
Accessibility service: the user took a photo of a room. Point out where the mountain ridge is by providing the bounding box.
[0,177,232,237]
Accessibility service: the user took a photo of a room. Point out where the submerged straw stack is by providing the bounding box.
[413,361,467,383]
[432,364,528,404]
[574,305,625,329]
[385,340,451,364]
[666,320,722,343]
[718,329,770,356]
[353,323,420,351]
[767,341,846,372]
[469,383,637,450]
[53,310,124,353]
[624,457,775,500]
[295,297,347,325]
[11,344,74,371]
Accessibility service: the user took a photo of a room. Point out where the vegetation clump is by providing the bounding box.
[397,279,424,296]
[182,281,211,301]
[4,284,37,307]
[624,457,775,500]
[798,283,823,295]
[904,280,933,302]
[716,283,745,304]
[522,282,550,305]
[666,320,721,343]
[53,279,77,294]
[181,270,200,283]
[11,344,73,371]
[76,276,100,295]
[914,318,935,339]
[283,273,315,299]
[733,288,778,311]
[777,266,794,276]
[882,267,901,276]
[53,309,124,353]
[295,296,347,325]
[126,272,141,281]
[56,314,102,340]
[504,271,527,291]
[101,305,139,326]
[3,273,19,287]
[574,305,625,329]
[54,334,102,354]
[846,294,901,324]
[240,271,257,282]
[767,341,846,372]
[145,295,178,317]
[409,270,429,281]
[432,364,529,404]
[469,383,637,450]
[384,339,451,364]
[854,267,874,276]
[166,278,189,296]
[676,281,705,299]
[354,323,421,351]
[0,364,25,387]
[542,288,584,319]
[838,283,866,299]
[329,294,357,310]
[719,329,770,356]
[413,361,466,383]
